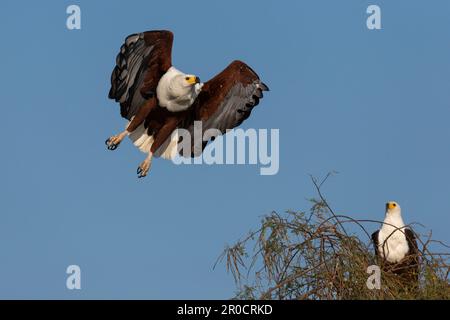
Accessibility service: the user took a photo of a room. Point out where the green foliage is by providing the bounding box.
[217,176,450,300]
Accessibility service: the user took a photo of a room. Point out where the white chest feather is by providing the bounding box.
[377,218,409,263]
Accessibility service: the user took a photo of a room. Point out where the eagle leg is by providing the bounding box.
[135,115,179,178]
[106,98,157,151]
[137,152,153,178]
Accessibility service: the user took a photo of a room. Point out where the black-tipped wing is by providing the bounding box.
[109,30,173,120]
[179,60,269,157]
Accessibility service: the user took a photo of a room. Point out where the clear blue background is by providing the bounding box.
[0,0,449,299]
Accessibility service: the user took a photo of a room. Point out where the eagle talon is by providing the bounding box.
[137,169,146,179]
[105,137,120,151]
[136,159,151,178]
[137,167,147,178]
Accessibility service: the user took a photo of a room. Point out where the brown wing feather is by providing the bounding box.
[405,228,419,256]
[109,30,173,120]
[371,230,380,257]
[179,60,269,157]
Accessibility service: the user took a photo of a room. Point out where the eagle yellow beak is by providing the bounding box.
[186,76,200,85]
[386,202,397,210]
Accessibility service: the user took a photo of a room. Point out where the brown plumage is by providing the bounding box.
[106,30,269,177]
[179,60,269,157]
[109,30,173,121]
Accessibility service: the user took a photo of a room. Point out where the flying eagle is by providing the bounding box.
[371,201,419,284]
[106,30,269,178]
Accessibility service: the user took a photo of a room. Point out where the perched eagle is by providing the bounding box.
[106,30,269,178]
[371,201,419,285]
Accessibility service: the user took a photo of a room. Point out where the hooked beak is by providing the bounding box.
[386,202,397,211]
[186,76,200,85]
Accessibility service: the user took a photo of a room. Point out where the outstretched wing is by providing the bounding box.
[179,60,269,156]
[109,30,173,120]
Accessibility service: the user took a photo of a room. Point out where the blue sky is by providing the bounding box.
[0,0,449,299]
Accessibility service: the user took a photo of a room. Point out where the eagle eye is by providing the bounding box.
[185,77,190,81]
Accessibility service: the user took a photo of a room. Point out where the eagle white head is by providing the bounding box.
[385,201,401,217]
[156,67,204,112]
[383,201,405,227]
